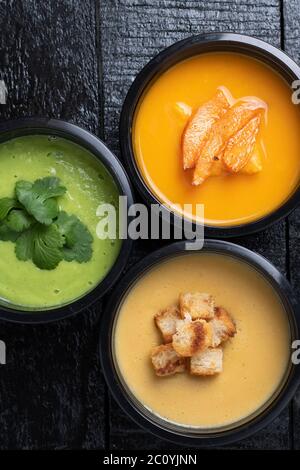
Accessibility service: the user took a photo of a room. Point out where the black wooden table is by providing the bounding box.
[0,0,299,450]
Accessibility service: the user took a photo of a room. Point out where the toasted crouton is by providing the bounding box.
[172,318,212,357]
[154,305,181,343]
[151,343,186,376]
[210,307,236,347]
[179,292,215,320]
[190,347,223,376]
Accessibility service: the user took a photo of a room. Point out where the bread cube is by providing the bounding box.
[210,306,236,347]
[151,343,186,376]
[179,292,215,320]
[154,305,180,343]
[190,347,223,376]
[172,318,212,357]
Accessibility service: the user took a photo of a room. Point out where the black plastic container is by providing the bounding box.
[120,33,300,238]
[0,118,134,323]
[100,240,300,447]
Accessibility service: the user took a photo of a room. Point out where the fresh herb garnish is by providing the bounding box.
[0,221,19,242]
[16,177,66,225]
[6,209,34,232]
[0,177,93,270]
[0,198,24,241]
[56,211,93,263]
[16,224,65,270]
[0,197,21,221]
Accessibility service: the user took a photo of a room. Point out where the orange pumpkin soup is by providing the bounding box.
[133,52,300,226]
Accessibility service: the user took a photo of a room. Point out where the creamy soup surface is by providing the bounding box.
[0,135,121,308]
[133,52,300,226]
[114,253,291,428]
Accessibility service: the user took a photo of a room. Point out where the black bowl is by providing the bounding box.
[0,118,134,323]
[120,32,300,238]
[100,240,300,447]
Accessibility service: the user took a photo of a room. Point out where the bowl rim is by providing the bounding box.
[0,117,134,323]
[119,32,300,238]
[100,239,300,447]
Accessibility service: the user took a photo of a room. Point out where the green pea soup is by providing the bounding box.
[0,135,121,309]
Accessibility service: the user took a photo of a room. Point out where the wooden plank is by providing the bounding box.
[0,0,99,132]
[0,0,105,449]
[282,0,300,451]
[100,0,291,450]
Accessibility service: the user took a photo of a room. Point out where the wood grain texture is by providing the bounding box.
[282,0,300,451]
[0,0,296,451]
[100,0,291,450]
[0,0,105,450]
[0,0,99,131]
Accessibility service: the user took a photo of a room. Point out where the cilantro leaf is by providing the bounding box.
[33,177,67,199]
[15,229,34,261]
[32,225,64,270]
[0,178,93,270]
[15,224,64,270]
[0,221,20,242]
[0,198,21,221]
[56,211,93,263]
[6,209,34,232]
[16,177,66,225]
